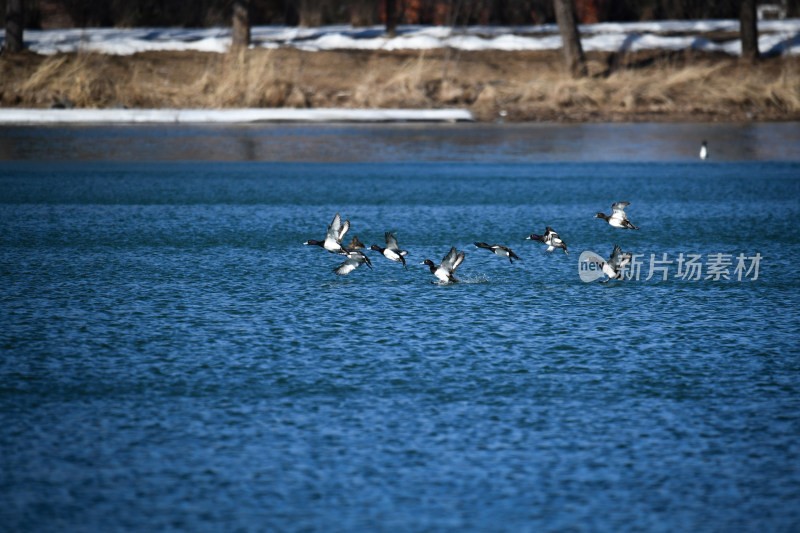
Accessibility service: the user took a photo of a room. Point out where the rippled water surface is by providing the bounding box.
[1,123,800,532]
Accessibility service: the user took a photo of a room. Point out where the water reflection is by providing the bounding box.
[0,122,797,162]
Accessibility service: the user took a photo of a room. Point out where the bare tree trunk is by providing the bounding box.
[4,0,24,53]
[299,0,323,27]
[553,0,587,78]
[385,0,397,36]
[788,0,800,18]
[740,0,759,63]
[232,1,251,49]
[349,0,377,26]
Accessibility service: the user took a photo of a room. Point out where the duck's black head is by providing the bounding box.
[526,234,542,242]
[304,239,323,246]
[369,244,383,252]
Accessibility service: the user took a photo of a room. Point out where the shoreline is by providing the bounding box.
[1,48,799,123]
[3,108,800,125]
[0,108,476,124]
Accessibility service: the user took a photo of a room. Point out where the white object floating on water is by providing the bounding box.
[0,108,475,124]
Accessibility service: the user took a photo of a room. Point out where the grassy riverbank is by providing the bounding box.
[1,47,799,122]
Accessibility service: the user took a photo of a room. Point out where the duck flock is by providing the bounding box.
[304,201,640,284]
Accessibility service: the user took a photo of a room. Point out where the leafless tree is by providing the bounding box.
[739,0,759,63]
[553,0,587,77]
[232,0,251,48]
[4,0,24,53]
[386,0,397,36]
[349,0,377,26]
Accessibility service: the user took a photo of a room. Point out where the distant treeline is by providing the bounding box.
[4,0,799,29]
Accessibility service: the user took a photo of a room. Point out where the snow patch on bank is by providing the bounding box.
[0,108,476,124]
[2,19,799,56]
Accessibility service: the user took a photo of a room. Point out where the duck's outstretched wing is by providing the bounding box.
[337,218,350,242]
[327,213,342,241]
[334,257,359,276]
[440,246,459,270]
[452,250,466,273]
[588,253,618,280]
[385,232,400,251]
[607,244,632,276]
[547,227,566,243]
[333,251,372,275]
[608,244,623,268]
[611,202,630,219]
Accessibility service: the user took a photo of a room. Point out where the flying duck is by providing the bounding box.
[700,140,708,160]
[421,246,465,283]
[303,212,350,254]
[346,235,365,250]
[588,244,632,282]
[525,227,568,254]
[474,242,520,263]
[334,250,373,276]
[370,232,408,269]
[595,202,639,230]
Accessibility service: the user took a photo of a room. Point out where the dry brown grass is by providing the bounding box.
[15,53,122,107]
[486,53,800,120]
[1,47,799,122]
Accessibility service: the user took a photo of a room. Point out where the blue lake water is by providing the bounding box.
[1,123,800,532]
